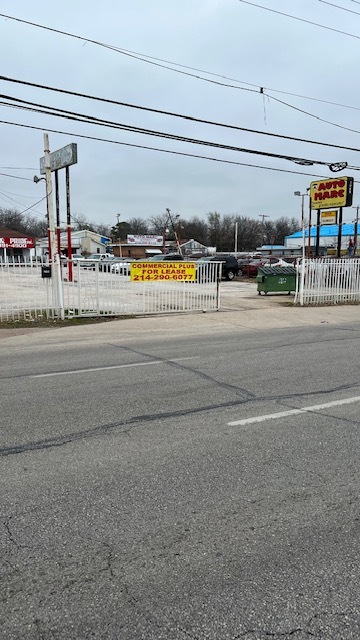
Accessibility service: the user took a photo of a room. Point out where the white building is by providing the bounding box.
[36,229,111,258]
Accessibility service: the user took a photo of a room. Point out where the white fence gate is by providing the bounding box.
[295,257,360,305]
[0,258,221,321]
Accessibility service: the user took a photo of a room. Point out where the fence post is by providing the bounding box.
[54,254,65,319]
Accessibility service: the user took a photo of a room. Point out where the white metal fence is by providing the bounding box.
[0,258,221,321]
[295,257,360,305]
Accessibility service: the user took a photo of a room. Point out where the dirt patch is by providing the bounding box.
[0,315,131,337]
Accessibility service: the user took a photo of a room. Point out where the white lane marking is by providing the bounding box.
[30,356,195,379]
[228,395,360,426]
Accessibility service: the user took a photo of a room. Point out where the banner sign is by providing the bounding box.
[320,210,337,225]
[127,234,163,245]
[0,237,35,249]
[130,261,196,282]
[310,176,354,210]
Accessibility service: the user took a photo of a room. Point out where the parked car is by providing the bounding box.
[197,255,240,281]
[60,254,85,265]
[241,257,280,277]
[98,256,119,272]
[72,254,85,262]
[110,258,137,275]
[145,253,185,261]
[82,253,113,269]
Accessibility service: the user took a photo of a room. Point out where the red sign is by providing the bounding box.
[0,237,35,249]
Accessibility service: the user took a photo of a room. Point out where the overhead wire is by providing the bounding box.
[0,171,34,181]
[1,117,350,181]
[0,94,352,170]
[0,165,38,170]
[0,13,259,94]
[318,0,360,16]
[237,0,360,40]
[0,191,47,215]
[3,76,360,153]
[1,13,360,116]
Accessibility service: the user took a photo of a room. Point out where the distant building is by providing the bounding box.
[36,229,111,258]
[109,237,208,259]
[285,223,358,254]
[0,228,36,262]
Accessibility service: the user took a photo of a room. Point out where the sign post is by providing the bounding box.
[40,140,77,282]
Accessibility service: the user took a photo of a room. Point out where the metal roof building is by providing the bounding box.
[285,223,356,250]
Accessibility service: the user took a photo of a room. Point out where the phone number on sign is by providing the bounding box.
[130,263,196,282]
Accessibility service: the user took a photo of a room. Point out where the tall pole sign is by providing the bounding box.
[40,140,78,281]
[309,177,354,257]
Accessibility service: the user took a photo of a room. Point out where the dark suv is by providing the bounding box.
[197,255,239,280]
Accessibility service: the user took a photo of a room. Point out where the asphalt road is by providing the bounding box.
[1,315,360,639]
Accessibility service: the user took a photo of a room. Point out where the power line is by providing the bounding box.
[237,0,360,40]
[0,189,43,199]
[0,13,259,95]
[0,166,38,170]
[3,75,360,154]
[0,117,347,180]
[267,93,360,138]
[0,191,47,215]
[2,13,360,117]
[318,0,360,16]
[0,171,33,181]
[0,94,352,170]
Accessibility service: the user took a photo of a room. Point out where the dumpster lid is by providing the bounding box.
[258,265,296,276]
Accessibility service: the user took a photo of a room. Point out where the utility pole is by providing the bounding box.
[116,213,122,257]
[165,208,182,254]
[43,133,56,264]
[259,214,269,225]
[352,205,359,255]
[259,214,269,246]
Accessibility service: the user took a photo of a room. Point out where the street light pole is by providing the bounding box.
[294,192,308,259]
[352,205,359,255]
[116,213,122,258]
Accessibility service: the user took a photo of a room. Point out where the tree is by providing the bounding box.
[207,211,222,249]
[71,213,95,232]
[273,217,300,245]
[234,216,262,251]
[148,213,169,235]
[0,207,48,237]
[126,217,150,234]
[181,216,208,246]
[111,221,131,241]
[0,207,24,232]
[93,223,112,238]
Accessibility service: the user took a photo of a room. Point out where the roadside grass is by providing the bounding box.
[0,314,133,329]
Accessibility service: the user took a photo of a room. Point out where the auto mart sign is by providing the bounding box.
[0,237,35,248]
[310,176,354,210]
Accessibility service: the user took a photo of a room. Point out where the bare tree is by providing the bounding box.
[126,217,150,234]
[71,213,95,232]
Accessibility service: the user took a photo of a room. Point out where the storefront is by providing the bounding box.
[0,229,36,262]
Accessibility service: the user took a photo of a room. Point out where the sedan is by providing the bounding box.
[110,259,136,275]
[241,259,267,277]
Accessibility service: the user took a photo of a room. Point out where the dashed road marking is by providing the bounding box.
[228,395,360,426]
[30,356,196,378]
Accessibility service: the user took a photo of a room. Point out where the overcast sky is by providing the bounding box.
[1,0,360,229]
